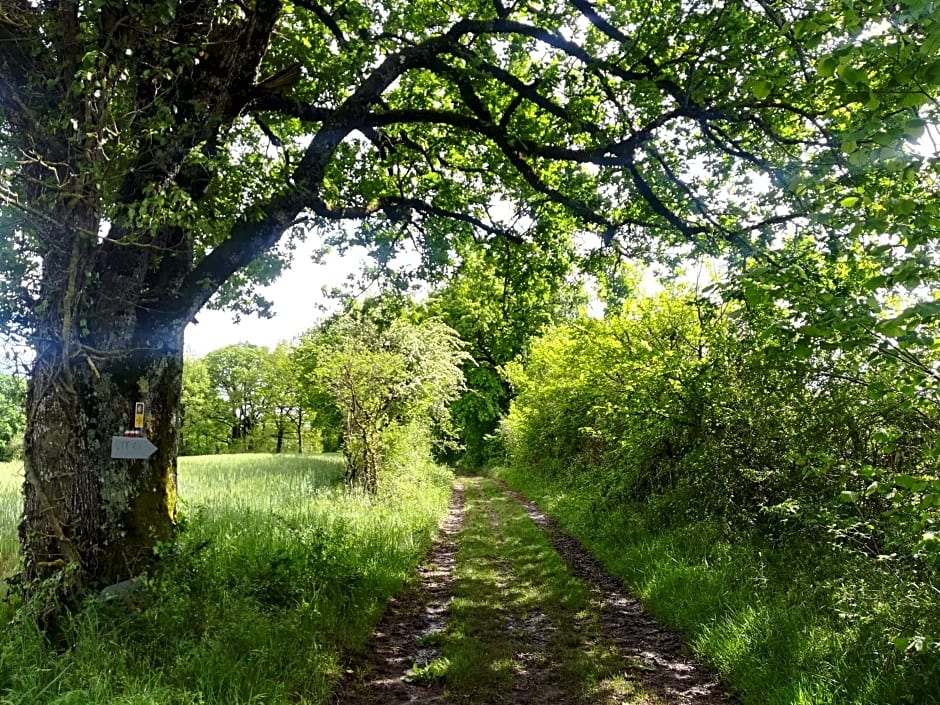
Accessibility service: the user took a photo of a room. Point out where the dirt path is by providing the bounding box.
[504,487,735,705]
[334,477,736,705]
[332,481,465,705]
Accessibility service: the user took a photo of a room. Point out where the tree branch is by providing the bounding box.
[173,19,504,321]
[308,194,524,243]
[293,0,349,48]
[448,44,601,135]
[249,94,334,122]
[625,161,708,240]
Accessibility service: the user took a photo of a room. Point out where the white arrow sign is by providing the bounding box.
[111,436,157,460]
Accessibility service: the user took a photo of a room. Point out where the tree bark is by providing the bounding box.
[20,323,184,597]
[3,1,286,610]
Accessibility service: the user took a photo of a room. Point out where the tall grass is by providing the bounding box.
[0,460,22,578]
[0,453,453,704]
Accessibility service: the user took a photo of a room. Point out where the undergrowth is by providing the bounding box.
[497,464,940,705]
[0,453,452,704]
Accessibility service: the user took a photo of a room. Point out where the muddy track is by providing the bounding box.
[332,481,465,705]
[503,487,737,705]
[333,478,736,705]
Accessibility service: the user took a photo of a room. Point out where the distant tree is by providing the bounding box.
[263,343,308,453]
[0,374,25,461]
[427,243,582,465]
[180,356,230,456]
[315,311,467,491]
[204,344,272,451]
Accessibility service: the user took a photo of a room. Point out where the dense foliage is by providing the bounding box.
[506,286,940,567]
[500,285,940,688]
[0,374,25,461]
[302,309,467,490]
[426,242,582,465]
[181,344,320,456]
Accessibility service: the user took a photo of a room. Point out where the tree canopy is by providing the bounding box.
[2,0,940,599]
[426,241,581,463]
[1,0,900,338]
[181,342,318,455]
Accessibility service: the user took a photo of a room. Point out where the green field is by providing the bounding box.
[0,453,453,704]
[0,460,21,578]
[1,454,348,579]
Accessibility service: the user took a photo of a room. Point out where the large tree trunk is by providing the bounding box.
[17,184,189,602]
[20,323,184,596]
[2,2,290,616]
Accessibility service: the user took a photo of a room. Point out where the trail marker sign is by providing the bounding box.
[111,435,157,460]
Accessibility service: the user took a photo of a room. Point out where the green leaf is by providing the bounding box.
[837,65,869,87]
[793,341,813,359]
[817,55,839,77]
[904,118,927,140]
[872,131,900,147]
[924,59,940,84]
[750,79,773,100]
[894,475,928,492]
[893,198,917,216]
[839,196,860,208]
[875,319,905,338]
[892,635,913,652]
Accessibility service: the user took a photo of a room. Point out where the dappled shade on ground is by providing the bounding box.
[335,477,735,705]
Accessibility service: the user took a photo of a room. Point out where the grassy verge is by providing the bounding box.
[429,476,661,704]
[496,465,940,705]
[0,453,452,705]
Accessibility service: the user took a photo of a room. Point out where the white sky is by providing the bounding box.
[184,240,366,357]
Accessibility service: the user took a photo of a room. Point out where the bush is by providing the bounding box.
[503,289,940,558]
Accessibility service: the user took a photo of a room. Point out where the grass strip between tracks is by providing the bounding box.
[420,476,662,705]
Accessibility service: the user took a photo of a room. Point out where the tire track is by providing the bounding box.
[333,478,736,705]
[503,486,737,705]
[332,481,465,705]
